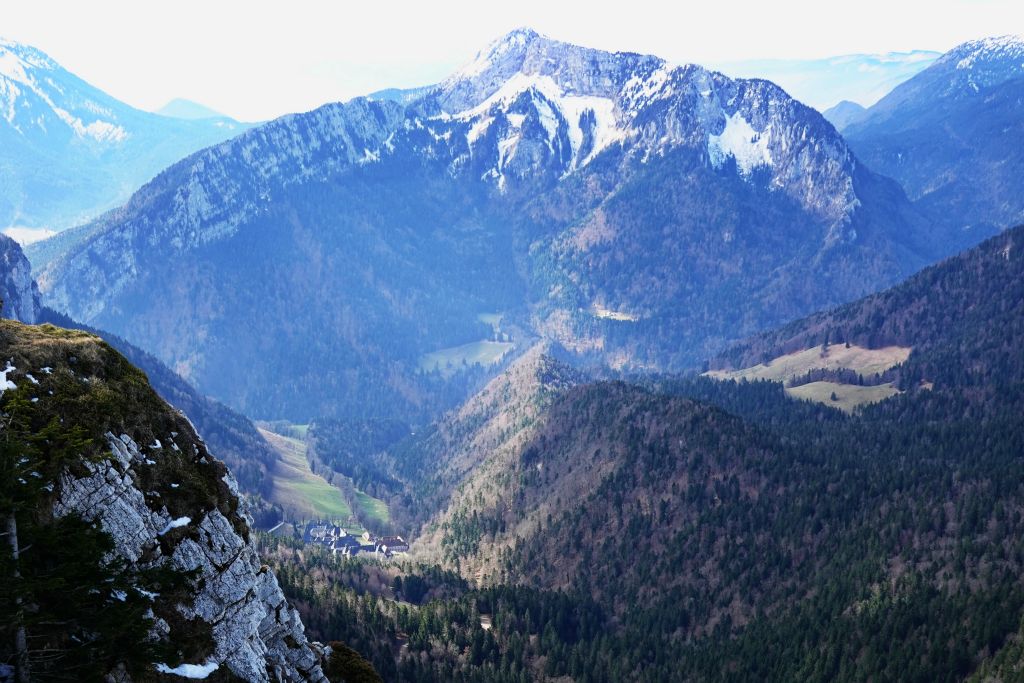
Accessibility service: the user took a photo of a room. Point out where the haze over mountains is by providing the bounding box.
[844,35,1024,237]
[714,49,940,110]
[155,97,238,121]
[38,28,957,424]
[0,38,250,240]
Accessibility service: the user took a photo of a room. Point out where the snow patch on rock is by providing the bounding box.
[708,112,773,176]
[155,660,219,679]
[453,72,623,170]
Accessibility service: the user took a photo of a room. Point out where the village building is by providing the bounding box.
[303,521,408,557]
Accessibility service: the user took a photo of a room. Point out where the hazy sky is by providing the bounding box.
[3,0,1023,120]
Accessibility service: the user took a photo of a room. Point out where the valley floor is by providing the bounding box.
[260,427,354,521]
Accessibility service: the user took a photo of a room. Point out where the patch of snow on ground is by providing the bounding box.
[155,661,219,679]
[0,361,17,394]
[623,65,672,105]
[955,35,1024,70]
[0,52,30,84]
[497,131,520,167]
[467,117,493,145]
[50,106,128,143]
[158,517,191,535]
[708,112,773,176]
[559,94,623,167]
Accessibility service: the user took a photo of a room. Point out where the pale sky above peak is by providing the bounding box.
[3,0,1022,120]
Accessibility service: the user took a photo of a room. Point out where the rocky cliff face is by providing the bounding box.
[0,233,40,323]
[0,320,326,681]
[57,433,325,681]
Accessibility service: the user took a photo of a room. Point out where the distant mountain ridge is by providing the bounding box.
[822,99,867,130]
[155,97,236,121]
[40,28,936,422]
[0,38,252,234]
[713,50,940,110]
[844,34,1024,238]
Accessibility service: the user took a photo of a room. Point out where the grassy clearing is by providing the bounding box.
[260,428,352,520]
[419,340,515,375]
[706,343,911,411]
[785,381,902,413]
[353,489,391,526]
[707,344,911,384]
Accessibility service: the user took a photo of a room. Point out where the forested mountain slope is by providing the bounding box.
[299,225,1024,681]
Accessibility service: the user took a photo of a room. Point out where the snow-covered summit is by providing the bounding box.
[946,34,1024,70]
[39,27,864,292]
[448,27,544,81]
[919,34,1024,96]
[0,38,137,143]
[437,27,664,114]
[0,37,60,77]
[401,29,855,223]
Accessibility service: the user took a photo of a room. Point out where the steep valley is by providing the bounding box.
[4,22,1024,683]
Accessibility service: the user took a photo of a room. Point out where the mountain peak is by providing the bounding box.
[0,36,251,232]
[491,26,544,49]
[436,28,665,120]
[945,34,1024,69]
[452,27,546,80]
[822,99,867,131]
[0,38,60,82]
